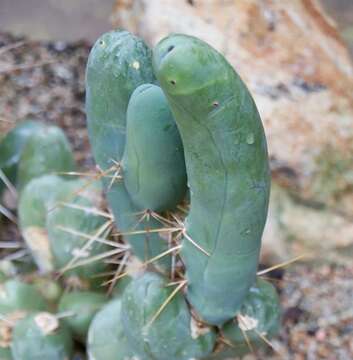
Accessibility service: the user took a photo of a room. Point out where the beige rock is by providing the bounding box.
[112,0,353,260]
[263,184,353,264]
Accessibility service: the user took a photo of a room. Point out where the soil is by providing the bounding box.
[0,32,352,360]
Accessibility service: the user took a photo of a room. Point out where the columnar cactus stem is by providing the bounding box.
[153,34,271,325]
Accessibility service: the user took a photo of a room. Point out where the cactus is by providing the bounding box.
[87,298,133,360]
[18,175,65,272]
[122,272,216,360]
[122,83,187,211]
[153,34,271,325]
[46,180,110,288]
[0,120,75,196]
[0,311,26,360]
[84,29,280,359]
[30,276,63,305]
[221,279,281,354]
[0,279,48,315]
[86,30,184,269]
[19,174,110,286]
[58,290,107,341]
[11,312,73,360]
[0,346,12,360]
[0,120,43,196]
[16,124,75,191]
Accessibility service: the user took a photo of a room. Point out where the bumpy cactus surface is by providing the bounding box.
[85,29,280,359]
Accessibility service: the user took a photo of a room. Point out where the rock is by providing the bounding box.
[112,0,353,261]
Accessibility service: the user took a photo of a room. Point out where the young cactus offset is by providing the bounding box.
[0,279,48,315]
[87,298,133,360]
[16,124,75,191]
[221,279,281,355]
[153,34,271,325]
[122,83,187,211]
[19,175,110,284]
[121,272,216,360]
[11,312,73,360]
[18,175,66,272]
[46,180,110,288]
[0,120,43,196]
[58,290,107,341]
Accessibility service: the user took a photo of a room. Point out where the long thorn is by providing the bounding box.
[112,227,182,237]
[1,249,28,261]
[59,202,113,219]
[240,327,255,354]
[107,251,130,294]
[55,311,76,319]
[108,165,122,190]
[0,241,22,249]
[176,205,189,214]
[150,211,178,227]
[146,280,187,327]
[0,204,17,224]
[55,225,125,249]
[90,270,118,278]
[218,336,236,348]
[165,280,186,287]
[257,254,309,276]
[183,231,210,256]
[0,169,17,199]
[59,220,113,274]
[170,212,184,226]
[59,248,127,273]
[103,245,182,285]
[48,165,117,214]
[56,171,120,179]
[253,328,278,352]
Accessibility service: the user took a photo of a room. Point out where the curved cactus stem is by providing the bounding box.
[154,34,271,325]
[257,254,309,276]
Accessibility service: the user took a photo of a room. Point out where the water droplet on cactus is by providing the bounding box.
[132,61,140,70]
[246,133,255,144]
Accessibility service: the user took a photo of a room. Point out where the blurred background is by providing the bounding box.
[0,0,353,359]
